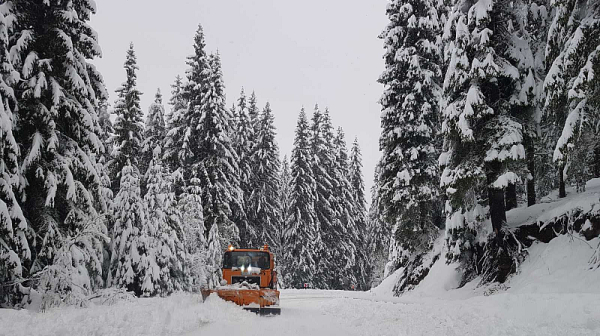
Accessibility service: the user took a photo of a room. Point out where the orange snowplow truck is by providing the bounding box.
[201,244,281,316]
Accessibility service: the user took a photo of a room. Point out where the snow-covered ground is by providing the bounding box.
[2,235,599,336]
[507,178,600,228]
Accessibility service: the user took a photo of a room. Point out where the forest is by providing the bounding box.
[0,0,371,309]
[1,0,600,313]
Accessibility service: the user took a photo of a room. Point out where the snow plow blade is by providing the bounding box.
[243,307,281,316]
[201,288,280,316]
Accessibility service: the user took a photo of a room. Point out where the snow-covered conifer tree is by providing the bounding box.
[108,162,147,295]
[0,3,30,306]
[197,52,243,247]
[277,155,293,287]
[141,90,167,179]
[109,43,144,193]
[349,137,369,289]
[143,147,186,296]
[178,177,207,289]
[331,127,359,289]
[441,0,527,282]
[248,102,281,249]
[286,109,318,288]
[377,0,443,279]
[233,88,255,247]
[543,1,600,195]
[205,220,222,288]
[10,0,109,305]
[308,106,334,288]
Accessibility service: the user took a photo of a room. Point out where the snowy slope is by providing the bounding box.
[506,178,600,229]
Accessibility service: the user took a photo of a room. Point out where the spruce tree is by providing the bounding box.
[108,162,146,295]
[11,0,109,305]
[143,147,186,296]
[248,103,281,249]
[178,177,207,288]
[141,90,167,179]
[287,108,318,288]
[233,88,255,247]
[0,4,30,306]
[309,105,334,288]
[332,127,359,289]
[196,52,243,247]
[110,43,144,194]
[349,137,369,289]
[441,0,527,282]
[378,0,443,273]
[278,155,293,287]
[543,2,600,195]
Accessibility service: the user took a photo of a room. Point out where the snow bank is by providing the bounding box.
[507,178,600,228]
[0,292,254,336]
[509,235,600,294]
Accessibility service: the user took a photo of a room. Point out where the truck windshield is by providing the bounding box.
[223,251,270,270]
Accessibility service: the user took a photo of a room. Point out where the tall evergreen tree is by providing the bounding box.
[143,147,186,296]
[309,105,333,288]
[277,155,293,287]
[349,137,369,289]
[110,43,144,194]
[378,0,443,273]
[178,177,207,288]
[141,89,167,180]
[248,102,281,249]
[10,0,109,306]
[286,109,318,288]
[197,52,243,247]
[233,88,255,247]
[331,127,359,289]
[441,0,527,282]
[0,3,30,306]
[107,162,146,295]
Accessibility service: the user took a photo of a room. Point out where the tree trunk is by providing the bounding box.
[487,162,507,235]
[559,163,567,198]
[594,143,600,178]
[525,133,536,206]
[505,183,517,211]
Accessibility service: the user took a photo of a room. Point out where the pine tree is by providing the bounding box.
[108,162,146,295]
[164,75,188,194]
[248,103,281,249]
[206,220,222,288]
[143,147,186,296]
[331,127,359,290]
[378,0,443,276]
[309,105,334,288]
[286,108,318,288]
[141,90,167,180]
[163,26,209,189]
[197,52,243,247]
[178,177,207,289]
[277,155,293,287]
[543,1,600,195]
[233,88,255,247]
[441,0,527,282]
[349,138,369,290]
[110,43,144,194]
[10,0,109,306]
[0,3,30,306]
[366,165,391,288]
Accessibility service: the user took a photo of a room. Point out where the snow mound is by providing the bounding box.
[509,235,600,294]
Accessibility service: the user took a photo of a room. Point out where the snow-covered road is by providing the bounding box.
[2,236,600,336]
[2,287,599,336]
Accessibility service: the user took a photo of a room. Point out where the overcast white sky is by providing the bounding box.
[91,0,388,195]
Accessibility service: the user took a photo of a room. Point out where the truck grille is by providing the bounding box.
[232,276,260,286]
